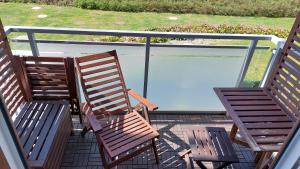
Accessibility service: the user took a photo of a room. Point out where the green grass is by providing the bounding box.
[0,3,294,30]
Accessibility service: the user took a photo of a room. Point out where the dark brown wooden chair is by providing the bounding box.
[75,50,160,169]
[0,19,73,169]
[214,12,300,168]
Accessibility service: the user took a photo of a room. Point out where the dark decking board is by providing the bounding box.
[13,101,69,161]
[214,88,294,152]
[187,127,239,163]
[61,114,256,169]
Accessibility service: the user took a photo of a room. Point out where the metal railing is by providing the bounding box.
[4,26,285,107]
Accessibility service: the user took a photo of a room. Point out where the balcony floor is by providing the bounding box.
[61,114,256,169]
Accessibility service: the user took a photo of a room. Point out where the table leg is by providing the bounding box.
[216,162,231,169]
[196,161,208,169]
[255,152,272,169]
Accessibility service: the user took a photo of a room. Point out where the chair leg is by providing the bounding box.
[152,139,159,164]
[99,144,109,169]
[255,152,263,163]
[81,126,91,137]
[216,162,231,169]
[229,124,238,141]
[255,152,272,169]
[195,161,207,169]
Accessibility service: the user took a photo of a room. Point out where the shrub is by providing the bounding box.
[147,24,289,38]
[74,0,300,17]
[2,0,300,17]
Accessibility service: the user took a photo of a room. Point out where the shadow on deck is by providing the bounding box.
[61,114,256,169]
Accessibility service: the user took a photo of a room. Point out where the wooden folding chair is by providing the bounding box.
[75,50,160,169]
[214,12,300,168]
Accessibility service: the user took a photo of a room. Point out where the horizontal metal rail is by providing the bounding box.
[11,39,271,50]
[5,26,278,40]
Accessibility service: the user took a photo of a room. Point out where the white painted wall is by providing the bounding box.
[0,110,26,169]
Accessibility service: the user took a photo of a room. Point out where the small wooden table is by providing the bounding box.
[182,127,239,169]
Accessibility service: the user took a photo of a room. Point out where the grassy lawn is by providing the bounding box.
[0,2,292,83]
[0,3,294,30]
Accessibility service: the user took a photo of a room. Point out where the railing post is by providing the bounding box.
[236,39,258,87]
[143,36,151,98]
[27,32,39,56]
[260,40,285,87]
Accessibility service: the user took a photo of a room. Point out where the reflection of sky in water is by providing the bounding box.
[14,43,247,111]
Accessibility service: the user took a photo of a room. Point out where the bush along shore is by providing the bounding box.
[2,0,300,17]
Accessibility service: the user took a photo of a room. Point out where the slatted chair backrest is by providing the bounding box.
[20,56,79,113]
[266,12,300,120]
[75,50,132,119]
[0,19,27,117]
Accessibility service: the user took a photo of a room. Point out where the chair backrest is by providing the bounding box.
[0,19,27,117]
[75,50,132,119]
[266,12,300,120]
[20,56,79,113]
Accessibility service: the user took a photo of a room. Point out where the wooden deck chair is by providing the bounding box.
[75,50,160,169]
[214,12,300,168]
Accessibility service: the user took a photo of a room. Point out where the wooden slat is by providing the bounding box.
[77,52,114,62]
[82,65,118,76]
[28,103,61,160]
[13,102,33,127]
[80,59,116,69]
[222,91,267,96]
[284,47,300,61]
[226,95,271,101]
[248,129,291,136]
[30,80,67,85]
[19,103,47,145]
[83,71,119,82]
[85,77,121,89]
[236,110,285,117]
[232,105,281,111]
[240,116,291,122]
[107,124,150,147]
[25,64,65,69]
[23,102,54,155]
[38,102,69,160]
[87,83,122,95]
[102,119,145,139]
[28,75,67,80]
[187,127,238,162]
[32,86,69,90]
[23,56,64,62]
[244,122,293,129]
[229,100,276,105]
[89,89,124,102]
[254,136,286,144]
[91,94,125,107]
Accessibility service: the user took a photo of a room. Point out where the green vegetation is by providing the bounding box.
[3,0,300,17]
[149,24,289,38]
[0,3,294,40]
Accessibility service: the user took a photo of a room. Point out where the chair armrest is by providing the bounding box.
[127,89,158,111]
[81,102,102,132]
